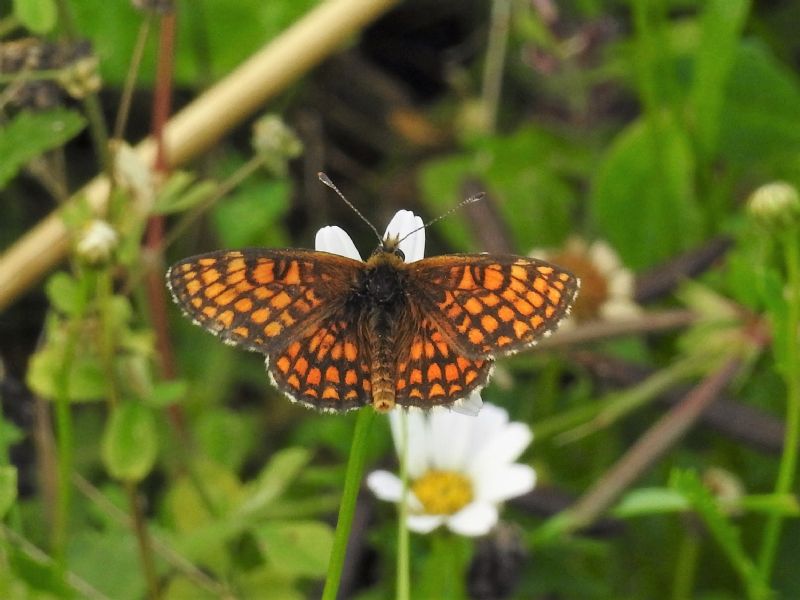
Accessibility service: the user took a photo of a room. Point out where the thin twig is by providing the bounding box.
[1,524,110,600]
[113,16,153,141]
[535,309,697,349]
[72,475,233,598]
[558,357,742,533]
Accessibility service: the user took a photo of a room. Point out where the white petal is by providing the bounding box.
[451,391,483,416]
[384,210,425,262]
[608,269,635,298]
[564,236,588,255]
[474,464,536,503]
[446,502,498,537]
[600,298,643,321]
[390,409,430,478]
[527,247,549,260]
[407,514,444,534]
[314,226,363,260]
[428,408,474,472]
[465,403,509,462]
[470,422,533,481]
[366,470,404,502]
[590,240,621,276]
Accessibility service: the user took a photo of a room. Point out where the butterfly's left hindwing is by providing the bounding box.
[266,313,373,411]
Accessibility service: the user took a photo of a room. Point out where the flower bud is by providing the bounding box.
[251,114,303,176]
[76,219,118,266]
[57,55,102,99]
[747,181,800,232]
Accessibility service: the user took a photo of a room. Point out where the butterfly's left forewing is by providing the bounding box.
[167,248,363,353]
[408,254,579,359]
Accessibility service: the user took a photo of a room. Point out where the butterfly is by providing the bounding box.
[166,228,579,412]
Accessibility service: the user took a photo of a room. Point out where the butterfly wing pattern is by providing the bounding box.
[168,248,373,410]
[408,254,580,359]
[394,317,493,407]
[168,245,578,412]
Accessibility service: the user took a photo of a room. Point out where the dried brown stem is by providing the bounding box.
[536,309,697,349]
[575,352,787,454]
[561,357,742,532]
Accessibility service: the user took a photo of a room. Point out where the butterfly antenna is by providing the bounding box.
[318,172,383,244]
[396,192,485,245]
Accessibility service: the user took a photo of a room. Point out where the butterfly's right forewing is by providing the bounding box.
[408,254,579,359]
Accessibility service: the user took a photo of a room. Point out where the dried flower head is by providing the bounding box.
[531,237,640,324]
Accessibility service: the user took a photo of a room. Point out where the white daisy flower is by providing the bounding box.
[313,209,484,416]
[367,403,535,537]
[530,237,641,324]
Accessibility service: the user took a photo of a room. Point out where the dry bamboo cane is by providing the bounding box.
[0,0,400,311]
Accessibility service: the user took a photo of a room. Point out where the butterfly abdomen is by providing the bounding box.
[355,253,412,412]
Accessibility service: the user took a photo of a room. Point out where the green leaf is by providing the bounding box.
[670,469,769,598]
[45,272,82,316]
[612,487,689,518]
[101,403,158,482]
[688,0,749,160]
[195,408,254,470]
[67,531,143,600]
[0,109,86,188]
[13,0,57,34]
[0,466,18,519]
[152,172,218,215]
[590,115,700,269]
[211,178,291,248]
[256,520,333,577]
[419,125,583,252]
[719,42,800,166]
[27,342,109,402]
[147,380,188,408]
[238,568,303,600]
[70,0,318,86]
[238,447,311,518]
[7,546,73,597]
[162,576,219,600]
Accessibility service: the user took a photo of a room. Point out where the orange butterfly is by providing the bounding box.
[167,186,578,413]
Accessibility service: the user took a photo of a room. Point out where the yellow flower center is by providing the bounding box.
[411,470,474,515]
[550,251,608,321]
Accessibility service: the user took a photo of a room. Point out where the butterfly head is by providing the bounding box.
[372,235,406,262]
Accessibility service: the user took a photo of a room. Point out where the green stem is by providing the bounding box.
[113,17,153,142]
[757,230,800,585]
[96,272,160,598]
[672,526,700,600]
[480,0,512,133]
[533,358,700,443]
[397,411,410,600]
[419,533,469,599]
[322,408,375,600]
[52,270,92,564]
[0,69,64,83]
[55,0,112,178]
